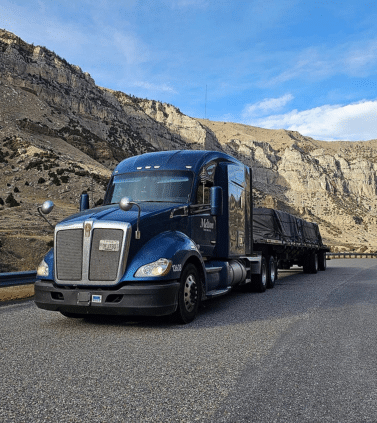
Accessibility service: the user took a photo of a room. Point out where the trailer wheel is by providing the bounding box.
[174,264,201,324]
[303,253,318,274]
[267,256,277,289]
[254,256,267,292]
[318,251,327,271]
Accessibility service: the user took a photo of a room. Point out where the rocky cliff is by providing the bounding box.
[0,29,376,271]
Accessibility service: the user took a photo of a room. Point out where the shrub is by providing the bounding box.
[48,171,61,186]
[38,177,46,184]
[60,175,69,183]
[0,197,4,206]
[14,187,19,193]
[5,193,20,207]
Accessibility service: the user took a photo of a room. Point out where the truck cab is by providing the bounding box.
[35,150,327,323]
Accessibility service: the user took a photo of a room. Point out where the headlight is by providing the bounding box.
[37,259,49,277]
[134,258,172,277]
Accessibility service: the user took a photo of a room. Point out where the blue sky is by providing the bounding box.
[1,0,377,141]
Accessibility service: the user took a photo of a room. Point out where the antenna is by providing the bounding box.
[205,84,207,119]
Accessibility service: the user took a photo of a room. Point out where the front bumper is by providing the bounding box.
[34,280,180,316]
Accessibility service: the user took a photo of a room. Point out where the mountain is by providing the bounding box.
[1,29,376,271]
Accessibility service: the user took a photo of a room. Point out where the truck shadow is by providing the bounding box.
[53,261,377,330]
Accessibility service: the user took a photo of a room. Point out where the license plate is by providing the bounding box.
[91,294,102,303]
[99,240,120,252]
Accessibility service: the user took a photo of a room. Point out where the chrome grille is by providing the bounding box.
[56,229,83,281]
[54,221,131,286]
[89,229,123,281]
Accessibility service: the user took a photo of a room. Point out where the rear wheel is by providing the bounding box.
[267,256,277,289]
[318,251,327,271]
[254,256,267,292]
[174,264,201,324]
[303,253,318,274]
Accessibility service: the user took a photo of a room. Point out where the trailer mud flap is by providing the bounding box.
[241,255,262,274]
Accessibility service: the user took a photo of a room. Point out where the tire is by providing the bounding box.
[318,251,327,271]
[60,311,86,318]
[254,256,267,292]
[267,256,277,289]
[174,264,201,324]
[303,253,318,274]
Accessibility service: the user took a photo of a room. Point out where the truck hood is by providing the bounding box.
[57,202,186,227]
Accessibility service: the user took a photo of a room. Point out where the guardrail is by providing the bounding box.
[0,271,37,288]
[327,252,377,259]
[0,253,376,287]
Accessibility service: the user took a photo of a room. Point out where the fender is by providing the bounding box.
[121,231,205,282]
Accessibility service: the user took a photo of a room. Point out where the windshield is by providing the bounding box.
[107,170,194,204]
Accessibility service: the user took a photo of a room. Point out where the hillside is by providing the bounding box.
[1,29,377,271]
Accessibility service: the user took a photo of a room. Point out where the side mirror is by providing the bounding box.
[119,197,133,212]
[41,200,54,215]
[37,201,55,229]
[119,197,141,239]
[80,193,89,211]
[210,186,222,216]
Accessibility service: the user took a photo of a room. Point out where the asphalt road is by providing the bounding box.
[1,259,377,423]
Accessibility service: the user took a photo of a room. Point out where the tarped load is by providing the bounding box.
[253,208,323,246]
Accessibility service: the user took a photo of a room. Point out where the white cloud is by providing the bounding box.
[267,39,377,85]
[167,0,209,8]
[113,32,150,65]
[242,94,294,118]
[246,100,377,141]
[133,81,177,94]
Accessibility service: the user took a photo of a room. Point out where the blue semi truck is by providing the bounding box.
[35,150,328,323]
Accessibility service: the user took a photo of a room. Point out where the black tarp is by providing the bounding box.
[253,207,322,246]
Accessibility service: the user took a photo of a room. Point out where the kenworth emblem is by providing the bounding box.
[84,222,92,237]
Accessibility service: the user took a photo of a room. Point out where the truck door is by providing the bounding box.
[189,162,217,257]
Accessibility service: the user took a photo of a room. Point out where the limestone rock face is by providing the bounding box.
[1,28,377,267]
[138,100,221,150]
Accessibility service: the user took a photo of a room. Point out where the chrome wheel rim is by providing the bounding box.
[184,274,198,313]
[262,265,267,287]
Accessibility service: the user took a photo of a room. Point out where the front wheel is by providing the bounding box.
[174,264,202,324]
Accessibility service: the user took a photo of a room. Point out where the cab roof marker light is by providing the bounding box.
[186,166,192,169]
[145,166,151,169]
[154,166,160,169]
[137,167,142,170]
